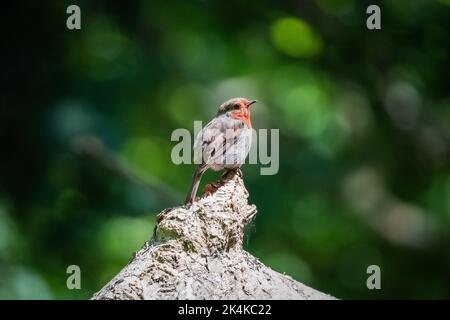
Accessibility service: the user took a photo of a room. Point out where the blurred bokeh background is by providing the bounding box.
[1,0,450,299]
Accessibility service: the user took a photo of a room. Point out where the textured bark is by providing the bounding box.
[92,174,335,300]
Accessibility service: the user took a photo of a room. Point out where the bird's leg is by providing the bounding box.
[203,168,243,197]
[221,167,242,181]
[203,182,222,197]
[234,168,243,178]
[218,168,242,186]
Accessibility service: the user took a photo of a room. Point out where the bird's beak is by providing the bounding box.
[247,99,257,107]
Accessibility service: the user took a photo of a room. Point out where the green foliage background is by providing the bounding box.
[1,0,450,299]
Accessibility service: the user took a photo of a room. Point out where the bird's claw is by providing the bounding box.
[203,169,243,198]
[234,168,243,178]
[203,182,222,197]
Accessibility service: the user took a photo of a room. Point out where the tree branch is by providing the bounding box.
[92,174,335,300]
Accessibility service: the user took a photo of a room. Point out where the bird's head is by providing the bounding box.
[217,98,257,128]
[218,98,257,114]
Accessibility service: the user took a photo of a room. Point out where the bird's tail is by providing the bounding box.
[185,165,206,204]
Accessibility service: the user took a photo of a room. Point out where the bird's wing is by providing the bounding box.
[193,115,249,168]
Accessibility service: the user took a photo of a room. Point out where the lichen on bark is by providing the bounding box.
[92,174,335,300]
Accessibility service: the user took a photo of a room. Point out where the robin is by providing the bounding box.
[185,97,257,204]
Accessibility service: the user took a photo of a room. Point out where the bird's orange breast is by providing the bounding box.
[231,110,252,128]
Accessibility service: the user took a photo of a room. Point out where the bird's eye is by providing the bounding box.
[233,104,240,110]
